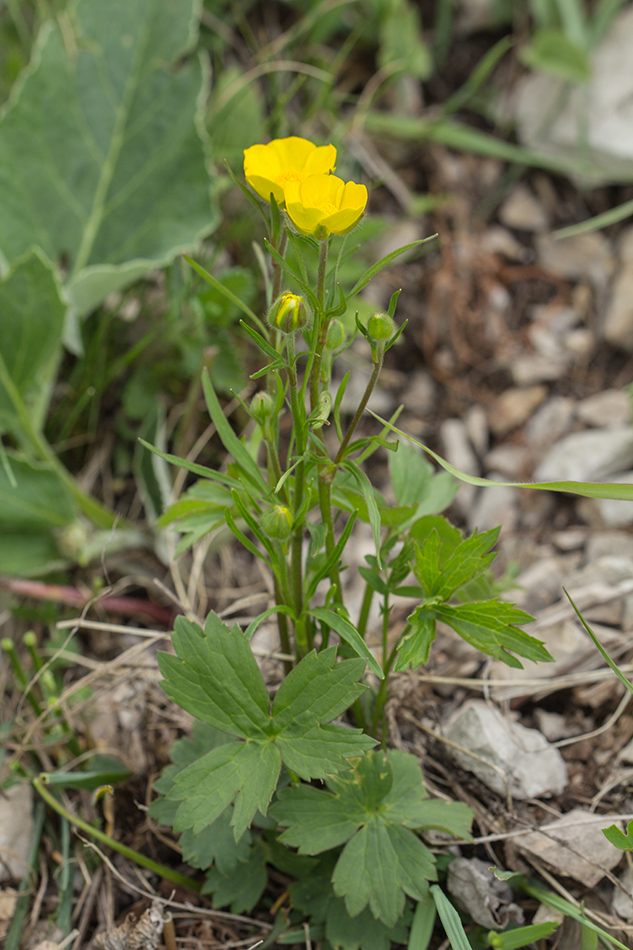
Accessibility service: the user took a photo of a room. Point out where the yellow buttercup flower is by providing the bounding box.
[243,136,337,204]
[284,175,368,239]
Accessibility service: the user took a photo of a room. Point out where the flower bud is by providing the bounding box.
[366,312,395,342]
[325,318,346,350]
[268,292,308,334]
[250,391,275,425]
[261,504,293,541]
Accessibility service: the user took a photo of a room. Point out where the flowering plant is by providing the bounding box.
[148,135,553,946]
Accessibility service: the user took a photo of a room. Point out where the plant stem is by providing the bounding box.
[370,633,403,739]
[335,355,383,464]
[33,776,202,893]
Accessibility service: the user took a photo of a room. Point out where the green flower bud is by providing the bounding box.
[268,292,308,334]
[325,318,346,350]
[366,312,395,342]
[250,391,275,425]
[261,504,293,541]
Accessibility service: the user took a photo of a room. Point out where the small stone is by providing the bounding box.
[534,427,633,482]
[604,263,633,350]
[551,527,588,552]
[467,481,518,536]
[489,386,548,437]
[400,370,435,416]
[484,444,531,479]
[440,418,478,514]
[536,232,614,291]
[586,530,633,562]
[443,700,568,800]
[518,810,622,887]
[480,225,527,262]
[499,184,549,232]
[612,865,633,919]
[525,396,575,446]
[0,784,33,882]
[464,404,488,457]
[511,354,567,385]
[576,389,631,428]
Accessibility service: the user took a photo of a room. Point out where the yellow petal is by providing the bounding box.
[305,144,337,176]
[269,136,317,170]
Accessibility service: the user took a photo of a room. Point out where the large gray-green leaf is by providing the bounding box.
[0,249,66,436]
[0,0,216,315]
[0,454,75,530]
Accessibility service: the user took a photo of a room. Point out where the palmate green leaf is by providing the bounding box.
[0,0,216,316]
[435,601,551,668]
[159,614,373,839]
[332,820,433,927]
[179,809,251,873]
[273,750,466,927]
[201,838,268,913]
[0,250,66,435]
[326,896,412,950]
[413,527,499,599]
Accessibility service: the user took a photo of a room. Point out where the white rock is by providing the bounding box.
[518,810,623,887]
[0,784,33,882]
[499,184,549,232]
[525,396,575,446]
[604,261,633,350]
[515,6,633,185]
[576,389,631,428]
[440,418,478,513]
[489,386,548,437]
[536,232,613,292]
[467,481,518,536]
[464,404,489,457]
[484,444,531,479]
[534,427,633,482]
[612,865,633,919]
[443,701,568,800]
[511,354,568,385]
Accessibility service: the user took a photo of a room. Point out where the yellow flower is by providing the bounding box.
[284,175,368,238]
[243,136,337,204]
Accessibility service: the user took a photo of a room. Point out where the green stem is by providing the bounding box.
[370,632,403,739]
[308,239,329,413]
[335,355,383,465]
[357,582,374,641]
[271,228,288,303]
[33,776,202,893]
[273,578,293,674]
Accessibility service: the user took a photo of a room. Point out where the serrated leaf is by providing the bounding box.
[333,820,434,926]
[436,600,551,667]
[394,607,436,672]
[326,896,411,950]
[180,808,251,873]
[201,838,268,912]
[159,614,374,837]
[414,527,499,599]
[602,821,633,851]
[170,741,281,840]
[158,614,270,737]
[0,0,215,316]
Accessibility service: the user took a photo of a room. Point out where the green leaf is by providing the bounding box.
[372,414,633,502]
[430,886,472,950]
[158,615,373,837]
[341,460,382,566]
[394,607,436,672]
[308,608,384,678]
[180,808,252,873]
[326,896,412,950]
[520,28,591,83]
[602,819,633,851]
[409,894,436,950]
[436,601,550,667]
[201,838,268,913]
[169,741,281,840]
[565,589,633,697]
[413,527,500,599]
[332,820,433,926]
[0,0,216,316]
[488,921,559,949]
[159,614,271,738]
[0,250,66,435]
[201,372,268,493]
[0,454,75,530]
[273,751,451,927]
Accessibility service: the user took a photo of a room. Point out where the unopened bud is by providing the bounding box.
[366,312,394,342]
[268,292,308,334]
[261,504,293,541]
[250,391,275,425]
[325,319,346,350]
